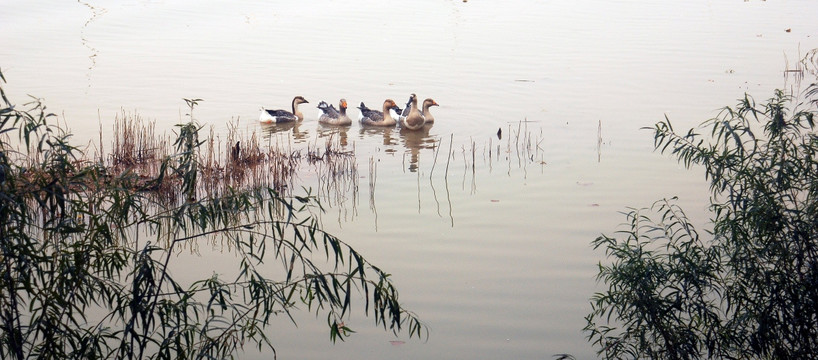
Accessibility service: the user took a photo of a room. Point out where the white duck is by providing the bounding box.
[260,96,309,123]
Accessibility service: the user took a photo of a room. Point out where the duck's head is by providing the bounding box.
[293,96,309,105]
[423,98,439,108]
[384,99,400,111]
[339,99,348,110]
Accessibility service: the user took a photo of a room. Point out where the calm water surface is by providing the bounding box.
[3,0,818,358]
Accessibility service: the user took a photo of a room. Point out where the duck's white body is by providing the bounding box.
[260,96,309,123]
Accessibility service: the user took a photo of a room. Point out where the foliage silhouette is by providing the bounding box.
[0,69,424,360]
[586,61,818,359]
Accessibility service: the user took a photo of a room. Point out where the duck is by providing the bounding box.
[400,95,439,123]
[260,96,309,123]
[359,99,401,127]
[399,93,426,130]
[317,98,352,126]
[420,98,439,123]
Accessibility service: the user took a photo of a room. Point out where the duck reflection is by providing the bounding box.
[399,124,437,172]
[259,121,309,144]
[316,124,350,148]
[358,126,399,151]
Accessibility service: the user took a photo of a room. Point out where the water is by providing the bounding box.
[2,0,818,358]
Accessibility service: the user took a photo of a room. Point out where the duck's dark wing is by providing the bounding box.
[367,110,385,122]
[328,104,341,117]
[265,109,293,117]
[318,101,341,118]
[401,97,412,117]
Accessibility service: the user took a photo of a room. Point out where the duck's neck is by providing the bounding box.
[409,99,420,115]
[292,101,303,120]
[382,103,394,122]
[422,104,435,119]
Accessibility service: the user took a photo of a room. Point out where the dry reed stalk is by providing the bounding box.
[471,139,476,174]
[444,134,453,180]
[430,137,442,179]
[6,110,354,213]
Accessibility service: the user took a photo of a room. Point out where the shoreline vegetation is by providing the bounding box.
[0,70,426,359]
[78,104,357,206]
[585,49,818,359]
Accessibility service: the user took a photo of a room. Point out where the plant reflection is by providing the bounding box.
[251,119,547,231]
[368,156,379,230]
[307,129,358,226]
[78,0,107,90]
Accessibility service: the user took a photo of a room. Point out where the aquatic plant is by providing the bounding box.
[0,69,424,359]
[585,52,818,359]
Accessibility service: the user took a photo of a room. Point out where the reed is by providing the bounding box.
[109,109,169,177]
[444,134,453,180]
[17,111,551,215]
[429,137,442,179]
[87,111,361,208]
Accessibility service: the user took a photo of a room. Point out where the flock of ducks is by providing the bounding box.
[259,94,439,130]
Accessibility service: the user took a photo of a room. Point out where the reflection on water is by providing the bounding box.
[78,0,106,91]
[308,121,546,229]
[489,120,546,179]
[281,118,547,230]
[399,124,438,172]
[316,124,350,148]
[259,121,309,146]
[367,156,379,230]
[357,126,399,150]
